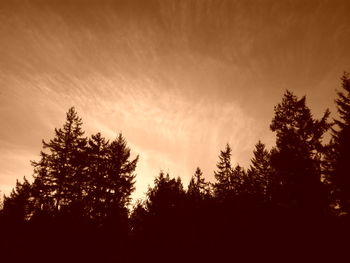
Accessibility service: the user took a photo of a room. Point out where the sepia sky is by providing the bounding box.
[1,0,350,200]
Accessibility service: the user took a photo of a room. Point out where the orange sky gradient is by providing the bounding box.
[1,0,350,201]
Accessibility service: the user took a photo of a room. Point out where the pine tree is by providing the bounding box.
[146,172,185,214]
[104,134,138,212]
[145,172,186,242]
[86,132,110,222]
[326,72,350,214]
[188,167,209,199]
[97,133,138,236]
[28,108,138,226]
[214,144,233,200]
[2,177,33,223]
[247,141,272,201]
[231,164,246,196]
[270,90,330,214]
[31,107,87,215]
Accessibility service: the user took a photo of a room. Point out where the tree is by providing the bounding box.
[141,172,187,252]
[0,190,2,211]
[325,72,350,214]
[188,167,210,199]
[214,144,246,200]
[214,144,233,200]
[85,132,110,223]
[2,177,33,223]
[1,108,141,261]
[130,200,147,238]
[270,90,330,214]
[31,107,87,215]
[30,108,138,225]
[100,133,138,234]
[146,172,185,215]
[247,141,272,201]
[104,134,138,210]
[230,164,246,197]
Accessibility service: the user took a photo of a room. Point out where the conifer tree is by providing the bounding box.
[214,144,233,200]
[247,141,272,201]
[101,133,138,227]
[144,172,186,246]
[31,107,87,214]
[30,108,138,223]
[85,132,110,222]
[326,72,350,214]
[188,167,209,199]
[270,90,330,214]
[146,172,185,214]
[2,177,33,223]
[231,164,246,196]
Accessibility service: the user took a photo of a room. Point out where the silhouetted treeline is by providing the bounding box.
[1,73,350,262]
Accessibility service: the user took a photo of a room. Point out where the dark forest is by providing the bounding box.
[1,73,350,262]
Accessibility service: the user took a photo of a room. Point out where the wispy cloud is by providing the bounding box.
[1,0,349,197]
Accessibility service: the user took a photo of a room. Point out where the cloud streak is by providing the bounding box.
[1,0,349,198]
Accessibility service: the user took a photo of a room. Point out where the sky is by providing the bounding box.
[1,0,350,201]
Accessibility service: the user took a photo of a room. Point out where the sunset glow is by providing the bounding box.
[1,0,349,201]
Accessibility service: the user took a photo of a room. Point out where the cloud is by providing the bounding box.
[1,0,348,199]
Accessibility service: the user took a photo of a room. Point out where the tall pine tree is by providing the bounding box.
[31,107,87,215]
[270,90,330,214]
[214,144,233,200]
[326,72,350,214]
[85,132,110,222]
[247,141,272,201]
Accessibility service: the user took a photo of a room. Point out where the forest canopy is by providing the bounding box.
[1,73,350,262]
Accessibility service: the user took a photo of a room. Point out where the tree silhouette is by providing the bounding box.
[270,90,331,215]
[105,134,138,210]
[99,133,138,240]
[28,108,138,225]
[2,74,350,261]
[31,107,87,216]
[85,132,110,224]
[247,141,272,201]
[231,164,246,196]
[133,172,188,259]
[145,172,185,219]
[188,167,210,200]
[2,177,33,224]
[0,107,140,261]
[325,72,350,215]
[214,144,233,200]
[214,144,248,202]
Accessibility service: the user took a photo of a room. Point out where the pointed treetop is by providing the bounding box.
[335,72,350,127]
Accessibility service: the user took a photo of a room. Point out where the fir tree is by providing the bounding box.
[2,177,33,223]
[85,132,110,222]
[104,134,138,211]
[270,90,330,214]
[214,144,233,200]
[231,164,246,196]
[326,72,350,214]
[31,107,87,214]
[188,167,209,199]
[247,141,272,201]
[146,172,185,215]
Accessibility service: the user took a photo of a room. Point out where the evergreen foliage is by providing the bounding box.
[2,74,350,261]
[214,143,233,199]
[247,141,272,201]
[270,90,330,214]
[326,72,350,214]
